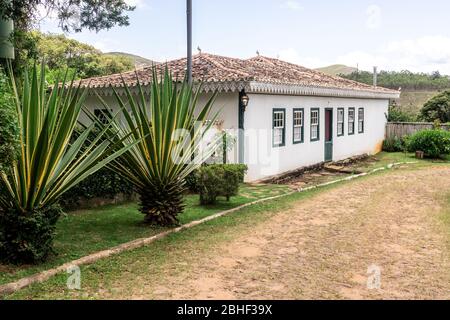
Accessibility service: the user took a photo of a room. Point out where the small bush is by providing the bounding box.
[0,205,62,263]
[186,164,248,194]
[185,170,199,193]
[407,129,450,158]
[382,136,409,152]
[196,164,248,205]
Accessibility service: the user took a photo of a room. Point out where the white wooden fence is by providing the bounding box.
[386,122,450,139]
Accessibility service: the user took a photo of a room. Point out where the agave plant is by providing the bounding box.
[92,68,221,226]
[0,64,135,263]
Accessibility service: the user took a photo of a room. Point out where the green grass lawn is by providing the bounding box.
[350,151,450,173]
[0,184,290,286]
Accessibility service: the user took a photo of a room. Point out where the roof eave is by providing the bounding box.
[247,81,400,99]
[87,80,400,100]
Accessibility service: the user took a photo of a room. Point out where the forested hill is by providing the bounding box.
[340,70,450,91]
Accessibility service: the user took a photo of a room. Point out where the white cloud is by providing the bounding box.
[93,38,121,53]
[277,35,450,74]
[278,48,327,68]
[36,4,58,22]
[281,1,304,11]
[125,0,150,9]
[366,4,382,30]
[336,36,450,74]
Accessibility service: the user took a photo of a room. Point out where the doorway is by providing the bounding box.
[324,108,333,162]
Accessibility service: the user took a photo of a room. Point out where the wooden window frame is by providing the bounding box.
[310,108,320,142]
[94,109,111,125]
[337,108,345,137]
[293,108,304,144]
[358,108,365,134]
[272,108,286,147]
[348,108,355,135]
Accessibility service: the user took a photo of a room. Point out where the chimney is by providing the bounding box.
[373,66,378,87]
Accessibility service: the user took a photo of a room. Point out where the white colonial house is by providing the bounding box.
[79,53,400,182]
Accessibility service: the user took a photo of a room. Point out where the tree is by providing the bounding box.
[28,31,134,82]
[92,69,221,226]
[341,70,450,91]
[420,91,450,123]
[387,104,416,122]
[0,68,19,172]
[0,1,135,32]
[0,63,136,263]
[0,0,135,74]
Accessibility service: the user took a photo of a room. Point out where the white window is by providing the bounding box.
[273,109,285,146]
[293,109,304,143]
[311,109,319,141]
[348,108,355,135]
[337,108,344,136]
[358,108,365,133]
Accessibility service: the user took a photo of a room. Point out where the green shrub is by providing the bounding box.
[59,167,135,209]
[420,91,450,123]
[382,136,409,152]
[57,127,134,209]
[233,164,249,183]
[387,105,416,122]
[407,129,450,158]
[0,204,62,263]
[185,170,199,193]
[196,164,248,205]
[186,163,248,194]
[0,68,19,172]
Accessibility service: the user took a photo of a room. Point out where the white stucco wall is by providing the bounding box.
[82,91,240,164]
[243,94,389,181]
[82,89,389,182]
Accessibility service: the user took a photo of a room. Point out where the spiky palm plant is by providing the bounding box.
[93,68,221,226]
[0,64,135,263]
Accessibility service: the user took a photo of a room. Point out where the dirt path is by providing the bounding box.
[120,167,450,299]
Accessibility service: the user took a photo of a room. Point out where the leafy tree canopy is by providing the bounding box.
[28,31,134,82]
[420,91,450,123]
[341,70,450,91]
[1,1,135,75]
[0,0,135,32]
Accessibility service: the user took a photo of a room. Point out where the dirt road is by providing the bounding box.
[126,166,450,300]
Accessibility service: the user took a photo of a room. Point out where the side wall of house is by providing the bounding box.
[81,90,388,183]
[243,93,389,181]
[81,91,240,164]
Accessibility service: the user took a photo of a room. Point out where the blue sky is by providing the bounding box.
[39,0,450,73]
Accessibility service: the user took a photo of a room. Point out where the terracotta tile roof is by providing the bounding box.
[79,53,399,96]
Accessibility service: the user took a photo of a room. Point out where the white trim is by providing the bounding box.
[248,81,400,99]
[88,80,400,100]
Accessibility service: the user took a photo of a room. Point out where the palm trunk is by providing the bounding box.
[139,182,185,226]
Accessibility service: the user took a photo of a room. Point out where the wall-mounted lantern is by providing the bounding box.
[240,92,249,112]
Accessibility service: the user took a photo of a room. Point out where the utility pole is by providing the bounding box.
[187,0,193,84]
[373,66,378,87]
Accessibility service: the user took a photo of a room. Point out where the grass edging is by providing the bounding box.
[0,161,417,296]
